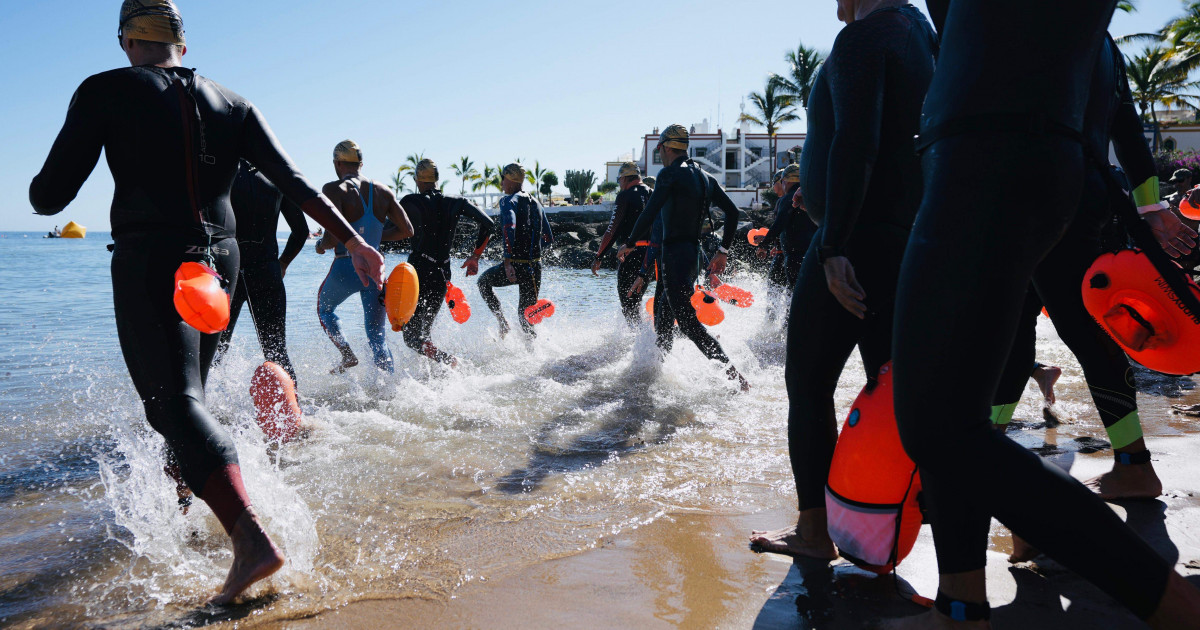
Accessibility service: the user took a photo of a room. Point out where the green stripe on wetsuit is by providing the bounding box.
[1131,176,1160,209]
[1106,410,1144,450]
[990,402,1018,426]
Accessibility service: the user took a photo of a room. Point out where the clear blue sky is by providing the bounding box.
[0,0,1179,231]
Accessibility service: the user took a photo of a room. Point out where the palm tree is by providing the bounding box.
[528,162,550,203]
[739,79,801,169]
[451,156,479,194]
[1126,45,1200,150]
[389,170,408,196]
[770,43,825,108]
[472,164,500,206]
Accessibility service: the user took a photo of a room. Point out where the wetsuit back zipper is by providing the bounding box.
[173,79,204,226]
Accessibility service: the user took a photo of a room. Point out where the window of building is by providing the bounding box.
[750,147,762,158]
[726,150,738,169]
[725,172,740,188]
[1164,137,1178,151]
[694,147,707,158]
[653,149,662,164]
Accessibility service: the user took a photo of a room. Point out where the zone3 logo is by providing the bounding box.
[185,245,231,256]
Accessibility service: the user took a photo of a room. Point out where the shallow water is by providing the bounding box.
[0,231,1195,628]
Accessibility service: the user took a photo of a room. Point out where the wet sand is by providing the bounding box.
[278,410,1200,629]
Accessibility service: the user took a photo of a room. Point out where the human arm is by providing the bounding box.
[460,198,492,276]
[595,192,631,260]
[624,171,671,247]
[30,78,105,215]
[707,177,740,274]
[758,201,790,250]
[540,201,554,248]
[381,184,414,241]
[278,197,308,275]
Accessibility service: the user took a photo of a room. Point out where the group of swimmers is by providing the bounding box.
[25,0,1200,624]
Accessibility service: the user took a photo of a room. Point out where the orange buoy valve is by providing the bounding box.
[249,361,302,443]
[173,262,230,334]
[384,263,420,331]
[1081,249,1200,375]
[825,363,923,574]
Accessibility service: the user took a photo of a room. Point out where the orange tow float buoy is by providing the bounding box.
[709,276,754,308]
[691,287,725,326]
[445,282,471,324]
[524,299,556,325]
[645,296,655,319]
[250,362,302,443]
[384,263,420,331]
[1081,248,1200,375]
[173,262,230,334]
[1180,188,1200,220]
[826,362,923,574]
[746,227,769,245]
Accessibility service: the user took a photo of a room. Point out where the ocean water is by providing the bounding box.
[0,231,1194,628]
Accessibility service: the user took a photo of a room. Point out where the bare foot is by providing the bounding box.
[1007,532,1040,563]
[874,609,991,630]
[1083,461,1163,500]
[726,366,752,393]
[1148,571,1200,629]
[209,508,285,606]
[749,513,837,560]
[330,350,358,375]
[498,320,511,339]
[1032,365,1061,406]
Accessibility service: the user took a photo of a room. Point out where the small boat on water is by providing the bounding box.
[46,221,86,239]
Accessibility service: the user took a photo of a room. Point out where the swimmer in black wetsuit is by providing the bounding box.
[991,35,1197,514]
[749,1,935,560]
[885,1,1200,626]
[753,163,816,322]
[28,0,386,606]
[759,169,790,321]
[400,159,494,365]
[213,160,308,385]
[618,124,750,391]
[593,162,652,327]
[478,163,554,339]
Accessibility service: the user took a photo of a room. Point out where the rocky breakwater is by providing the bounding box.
[381,204,780,273]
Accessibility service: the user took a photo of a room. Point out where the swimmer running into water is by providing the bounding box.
[316,141,414,374]
[592,162,652,327]
[29,0,386,604]
[754,164,816,324]
[400,159,494,365]
[478,163,554,339]
[618,124,750,391]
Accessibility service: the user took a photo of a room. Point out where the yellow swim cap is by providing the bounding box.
[771,169,785,184]
[333,140,362,164]
[119,0,185,45]
[502,163,527,184]
[782,164,801,183]
[416,159,439,183]
[659,124,689,150]
[644,176,656,188]
[617,162,640,179]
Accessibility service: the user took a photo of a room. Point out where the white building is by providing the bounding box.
[606,119,805,208]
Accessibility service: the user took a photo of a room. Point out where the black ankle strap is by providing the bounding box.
[935,592,991,621]
[1115,450,1152,465]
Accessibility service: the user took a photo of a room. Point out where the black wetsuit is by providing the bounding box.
[992,36,1151,443]
[625,157,740,363]
[215,162,306,385]
[761,183,816,292]
[596,183,652,325]
[893,0,1169,618]
[29,65,342,529]
[479,191,553,337]
[785,4,936,512]
[401,189,493,363]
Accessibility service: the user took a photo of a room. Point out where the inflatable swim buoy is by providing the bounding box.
[445,282,471,324]
[173,262,229,334]
[60,221,86,239]
[525,299,556,325]
[1180,188,1200,220]
[250,362,301,443]
[1081,248,1200,375]
[691,287,725,326]
[709,278,754,308]
[826,362,923,574]
[384,263,420,331]
[645,296,655,319]
[747,227,769,245]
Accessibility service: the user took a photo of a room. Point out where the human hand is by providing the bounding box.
[756,247,769,260]
[591,259,602,276]
[750,234,764,246]
[628,276,646,297]
[504,260,516,282]
[617,245,635,262]
[347,238,385,288]
[1145,209,1199,258]
[462,256,480,276]
[708,251,728,275]
[791,188,804,208]
[823,256,866,319]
